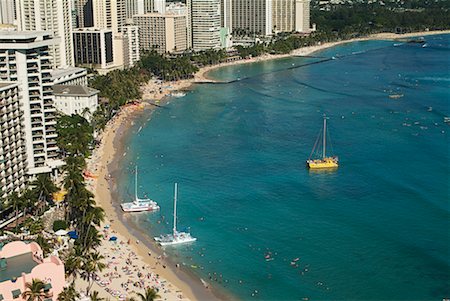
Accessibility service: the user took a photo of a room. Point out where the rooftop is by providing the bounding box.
[53,85,99,97]
[0,31,58,49]
[0,82,17,90]
[0,252,38,282]
[51,67,87,79]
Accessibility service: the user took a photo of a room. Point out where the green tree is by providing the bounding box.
[136,288,161,301]
[35,235,52,257]
[89,291,105,301]
[21,279,52,301]
[56,114,93,157]
[30,173,58,203]
[82,251,106,295]
[57,283,80,301]
[7,191,23,232]
[64,245,85,281]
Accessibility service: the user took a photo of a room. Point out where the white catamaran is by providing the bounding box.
[154,183,197,246]
[121,166,160,212]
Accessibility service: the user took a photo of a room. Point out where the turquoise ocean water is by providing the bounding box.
[118,35,450,300]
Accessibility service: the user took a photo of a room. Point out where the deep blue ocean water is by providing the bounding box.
[118,35,450,300]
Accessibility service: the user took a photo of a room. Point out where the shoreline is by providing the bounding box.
[85,29,449,301]
[194,29,450,82]
[84,102,224,301]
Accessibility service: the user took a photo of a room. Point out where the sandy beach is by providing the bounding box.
[80,102,224,301]
[83,29,449,301]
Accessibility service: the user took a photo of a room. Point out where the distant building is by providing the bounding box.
[294,0,312,33]
[53,85,99,121]
[231,0,272,36]
[126,0,145,21]
[51,67,88,86]
[221,0,232,29]
[187,0,221,51]
[141,0,165,13]
[93,0,126,34]
[122,25,140,67]
[16,0,75,68]
[153,0,166,14]
[133,13,187,54]
[228,0,312,36]
[0,0,16,25]
[0,241,65,301]
[0,82,27,200]
[74,0,94,28]
[73,28,114,71]
[272,0,296,33]
[0,31,64,175]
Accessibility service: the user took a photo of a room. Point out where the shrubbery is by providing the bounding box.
[53,220,68,232]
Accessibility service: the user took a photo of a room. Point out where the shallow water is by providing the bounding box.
[118,35,450,300]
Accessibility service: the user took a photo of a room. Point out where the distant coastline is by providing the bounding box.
[194,30,450,82]
[86,29,449,301]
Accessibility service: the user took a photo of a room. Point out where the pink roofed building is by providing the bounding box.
[0,241,65,300]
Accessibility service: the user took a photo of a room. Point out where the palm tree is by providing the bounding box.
[82,251,106,295]
[7,191,23,232]
[89,291,105,301]
[64,245,84,281]
[136,287,161,301]
[30,173,58,204]
[20,188,36,219]
[57,283,80,301]
[35,235,51,256]
[21,279,52,301]
[81,206,105,248]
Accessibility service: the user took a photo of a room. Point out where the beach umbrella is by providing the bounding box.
[109,236,118,241]
[68,231,78,239]
[54,229,68,236]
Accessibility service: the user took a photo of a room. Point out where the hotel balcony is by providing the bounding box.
[47,151,59,158]
[34,157,45,163]
[47,145,58,151]
[32,136,44,143]
[31,120,43,127]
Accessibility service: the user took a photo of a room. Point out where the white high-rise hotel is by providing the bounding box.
[93,0,126,34]
[0,32,63,176]
[187,0,221,51]
[230,0,312,36]
[0,82,28,199]
[15,0,75,68]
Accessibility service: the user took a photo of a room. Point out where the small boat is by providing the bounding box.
[154,183,197,246]
[389,94,404,99]
[121,166,159,212]
[306,115,339,169]
[444,117,450,123]
[170,91,186,98]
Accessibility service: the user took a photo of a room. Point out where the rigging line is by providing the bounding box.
[309,128,322,160]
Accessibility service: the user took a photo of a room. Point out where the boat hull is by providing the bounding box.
[154,232,197,246]
[120,202,160,212]
[158,237,197,246]
[307,158,339,169]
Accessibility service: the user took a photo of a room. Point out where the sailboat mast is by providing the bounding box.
[135,166,138,200]
[323,117,327,158]
[173,183,178,236]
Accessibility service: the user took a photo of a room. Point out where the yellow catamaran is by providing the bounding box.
[307,116,339,169]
